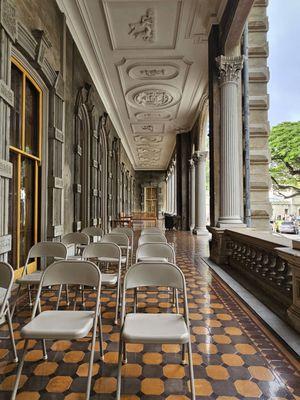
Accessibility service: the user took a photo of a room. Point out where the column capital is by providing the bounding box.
[193,150,208,164]
[216,55,244,85]
[188,159,194,168]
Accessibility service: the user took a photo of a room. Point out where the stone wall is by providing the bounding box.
[0,0,134,266]
[248,0,272,229]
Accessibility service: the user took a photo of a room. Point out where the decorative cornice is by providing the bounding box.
[216,55,244,85]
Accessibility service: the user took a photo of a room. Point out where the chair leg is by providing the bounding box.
[187,339,195,400]
[37,301,48,360]
[114,279,121,325]
[133,288,137,313]
[181,343,186,365]
[6,307,18,363]
[56,285,63,310]
[175,289,179,314]
[98,313,104,360]
[11,339,29,400]
[116,338,123,400]
[27,285,33,307]
[86,320,98,400]
[122,341,127,364]
[65,284,70,306]
[11,285,22,318]
[81,286,85,309]
[73,286,79,311]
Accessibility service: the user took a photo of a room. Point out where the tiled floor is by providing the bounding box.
[0,231,299,399]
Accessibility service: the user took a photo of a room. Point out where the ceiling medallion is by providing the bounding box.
[128,8,154,42]
[126,84,181,110]
[134,89,173,108]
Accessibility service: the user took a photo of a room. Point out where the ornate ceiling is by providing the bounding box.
[57,0,227,170]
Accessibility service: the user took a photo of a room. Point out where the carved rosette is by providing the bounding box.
[216,55,244,85]
[188,158,194,169]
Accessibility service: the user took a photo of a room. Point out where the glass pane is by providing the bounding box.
[10,64,22,149]
[25,78,39,156]
[8,152,19,269]
[19,158,36,267]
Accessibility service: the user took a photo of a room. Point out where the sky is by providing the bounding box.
[268,0,300,127]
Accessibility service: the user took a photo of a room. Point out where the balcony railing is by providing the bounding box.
[208,227,300,332]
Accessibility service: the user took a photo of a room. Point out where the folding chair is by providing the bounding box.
[83,243,122,324]
[141,227,164,236]
[117,262,195,400]
[111,227,134,266]
[11,260,103,400]
[82,227,103,243]
[138,233,167,247]
[136,242,175,263]
[62,232,90,259]
[101,233,129,269]
[12,241,67,316]
[0,262,18,362]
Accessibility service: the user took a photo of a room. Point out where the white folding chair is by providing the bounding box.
[135,242,177,311]
[11,260,103,400]
[83,242,122,324]
[117,262,195,400]
[112,227,134,266]
[141,227,164,236]
[82,227,103,243]
[12,241,67,316]
[0,262,18,362]
[136,242,175,263]
[138,234,167,247]
[62,232,90,259]
[101,233,129,269]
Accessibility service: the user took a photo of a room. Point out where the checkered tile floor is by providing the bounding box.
[0,231,299,399]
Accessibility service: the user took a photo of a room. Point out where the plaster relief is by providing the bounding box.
[128,63,178,80]
[126,84,181,110]
[128,8,154,42]
[135,111,171,120]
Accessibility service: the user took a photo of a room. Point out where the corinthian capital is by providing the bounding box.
[216,55,244,85]
[193,150,208,164]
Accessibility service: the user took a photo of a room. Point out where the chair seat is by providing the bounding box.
[137,256,168,263]
[66,255,83,260]
[102,273,118,286]
[97,256,127,264]
[122,313,189,344]
[17,271,43,285]
[21,310,94,340]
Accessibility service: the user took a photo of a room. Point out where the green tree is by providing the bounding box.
[269,121,300,198]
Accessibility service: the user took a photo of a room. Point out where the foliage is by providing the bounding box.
[269,122,300,198]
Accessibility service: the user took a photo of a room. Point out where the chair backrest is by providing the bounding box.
[82,227,103,242]
[124,262,185,290]
[0,262,14,316]
[32,260,101,318]
[101,233,129,247]
[62,232,90,246]
[111,227,133,241]
[136,242,175,263]
[0,261,14,290]
[28,241,68,260]
[83,242,121,261]
[138,234,167,246]
[141,227,163,236]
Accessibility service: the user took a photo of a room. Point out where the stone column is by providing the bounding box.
[216,55,245,227]
[189,159,195,231]
[170,167,174,214]
[193,151,209,236]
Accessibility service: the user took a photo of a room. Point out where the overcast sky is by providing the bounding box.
[268,0,300,127]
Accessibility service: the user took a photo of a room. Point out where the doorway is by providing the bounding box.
[8,58,42,276]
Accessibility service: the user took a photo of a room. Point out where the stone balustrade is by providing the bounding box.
[208,227,300,332]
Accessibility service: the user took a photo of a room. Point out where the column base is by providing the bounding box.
[217,218,246,228]
[193,226,210,236]
[190,224,195,232]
